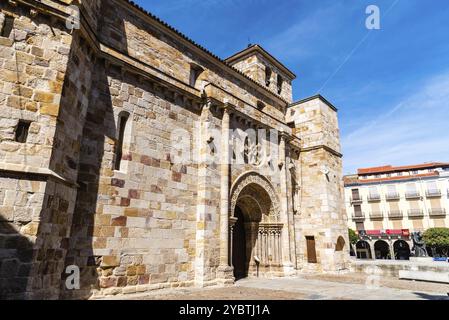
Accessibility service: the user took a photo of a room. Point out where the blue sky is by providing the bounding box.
[135,0,449,174]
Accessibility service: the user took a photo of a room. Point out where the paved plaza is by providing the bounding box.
[102,273,449,300]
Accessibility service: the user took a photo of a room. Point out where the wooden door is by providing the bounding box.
[306,236,317,263]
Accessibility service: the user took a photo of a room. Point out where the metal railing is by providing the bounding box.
[426,189,441,198]
[369,211,384,219]
[429,208,446,217]
[405,192,421,199]
[352,213,365,221]
[350,196,363,204]
[408,209,424,218]
[367,194,381,202]
[385,192,400,200]
[388,210,403,219]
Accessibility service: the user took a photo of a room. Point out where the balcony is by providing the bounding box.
[352,213,365,222]
[408,209,424,218]
[367,194,381,202]
[369,211,384,220]
[426,189,441,198]
[385,193,400,200]
[388,210,403,219]
[429,208,446,217]
[405,192,421,199]
[350,196,363,204]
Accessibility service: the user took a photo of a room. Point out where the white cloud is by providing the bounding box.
[342,71,449,173]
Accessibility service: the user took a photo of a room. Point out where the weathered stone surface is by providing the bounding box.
[0,0,346,300]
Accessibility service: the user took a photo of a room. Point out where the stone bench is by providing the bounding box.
[399,270,449,284]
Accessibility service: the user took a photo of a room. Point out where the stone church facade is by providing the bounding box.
[0,0,348,299]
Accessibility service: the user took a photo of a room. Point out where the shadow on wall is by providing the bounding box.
[0,177,34,300]
[60,1,126,299]
[0,1,122,299]
[60,55,117,299]
[0,7,78,300]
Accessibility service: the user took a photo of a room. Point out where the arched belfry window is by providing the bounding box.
[277,74,283,94]
[265,66,272,87]
[114,111,131,171]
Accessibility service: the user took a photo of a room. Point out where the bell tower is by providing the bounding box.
[287,95,349,272]
[225,44,296,103]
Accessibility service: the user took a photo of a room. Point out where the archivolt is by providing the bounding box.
[230,171,281,221]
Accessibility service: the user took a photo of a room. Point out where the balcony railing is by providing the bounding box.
[408,209,424,218]
[388,210,403,219]
[385,193,400,200]
[367,194,381,202]
[352,213,365,221]
[426,189,441,198]
[405,192,421,199]
[369,211,384,219]
[429,208,446,217]
[350,196,363,204]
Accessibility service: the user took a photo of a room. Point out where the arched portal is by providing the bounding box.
[394,240,410,260]
[230,172,282,279]
[374,240,391,259]
[356,241,371,259]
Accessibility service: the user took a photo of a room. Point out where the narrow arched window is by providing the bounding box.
[1,15,14,38]
[265,66,272,87]
[277,75,283,94]
[189,63,204,87]
[114,112,130,171]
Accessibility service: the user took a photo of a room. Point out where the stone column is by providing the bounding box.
[370,241,376,260]
[279,131,294,273]
[194,100,214,287]
[389,241,396,260]
[229,216,238,267]
[216,104,234,284]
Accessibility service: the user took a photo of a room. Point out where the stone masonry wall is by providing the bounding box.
[0,6,72,169]
[289,98,349,272]
[1,0,347,299]
[99,0,286,122]
[230,53,293,103]
[0,3,81,299]
[61,58,206,297]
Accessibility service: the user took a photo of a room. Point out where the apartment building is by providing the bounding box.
[344,162,449,260]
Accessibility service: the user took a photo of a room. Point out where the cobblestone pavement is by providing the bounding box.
[102,273,449,300]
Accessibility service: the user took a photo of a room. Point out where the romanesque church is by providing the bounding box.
[0,0,348,299]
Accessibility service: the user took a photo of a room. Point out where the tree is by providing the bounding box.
[348,228,358,245]
[423,228,449,257]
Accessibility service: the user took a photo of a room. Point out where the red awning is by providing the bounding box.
[366,230,381,236]
[363,229,410,237]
